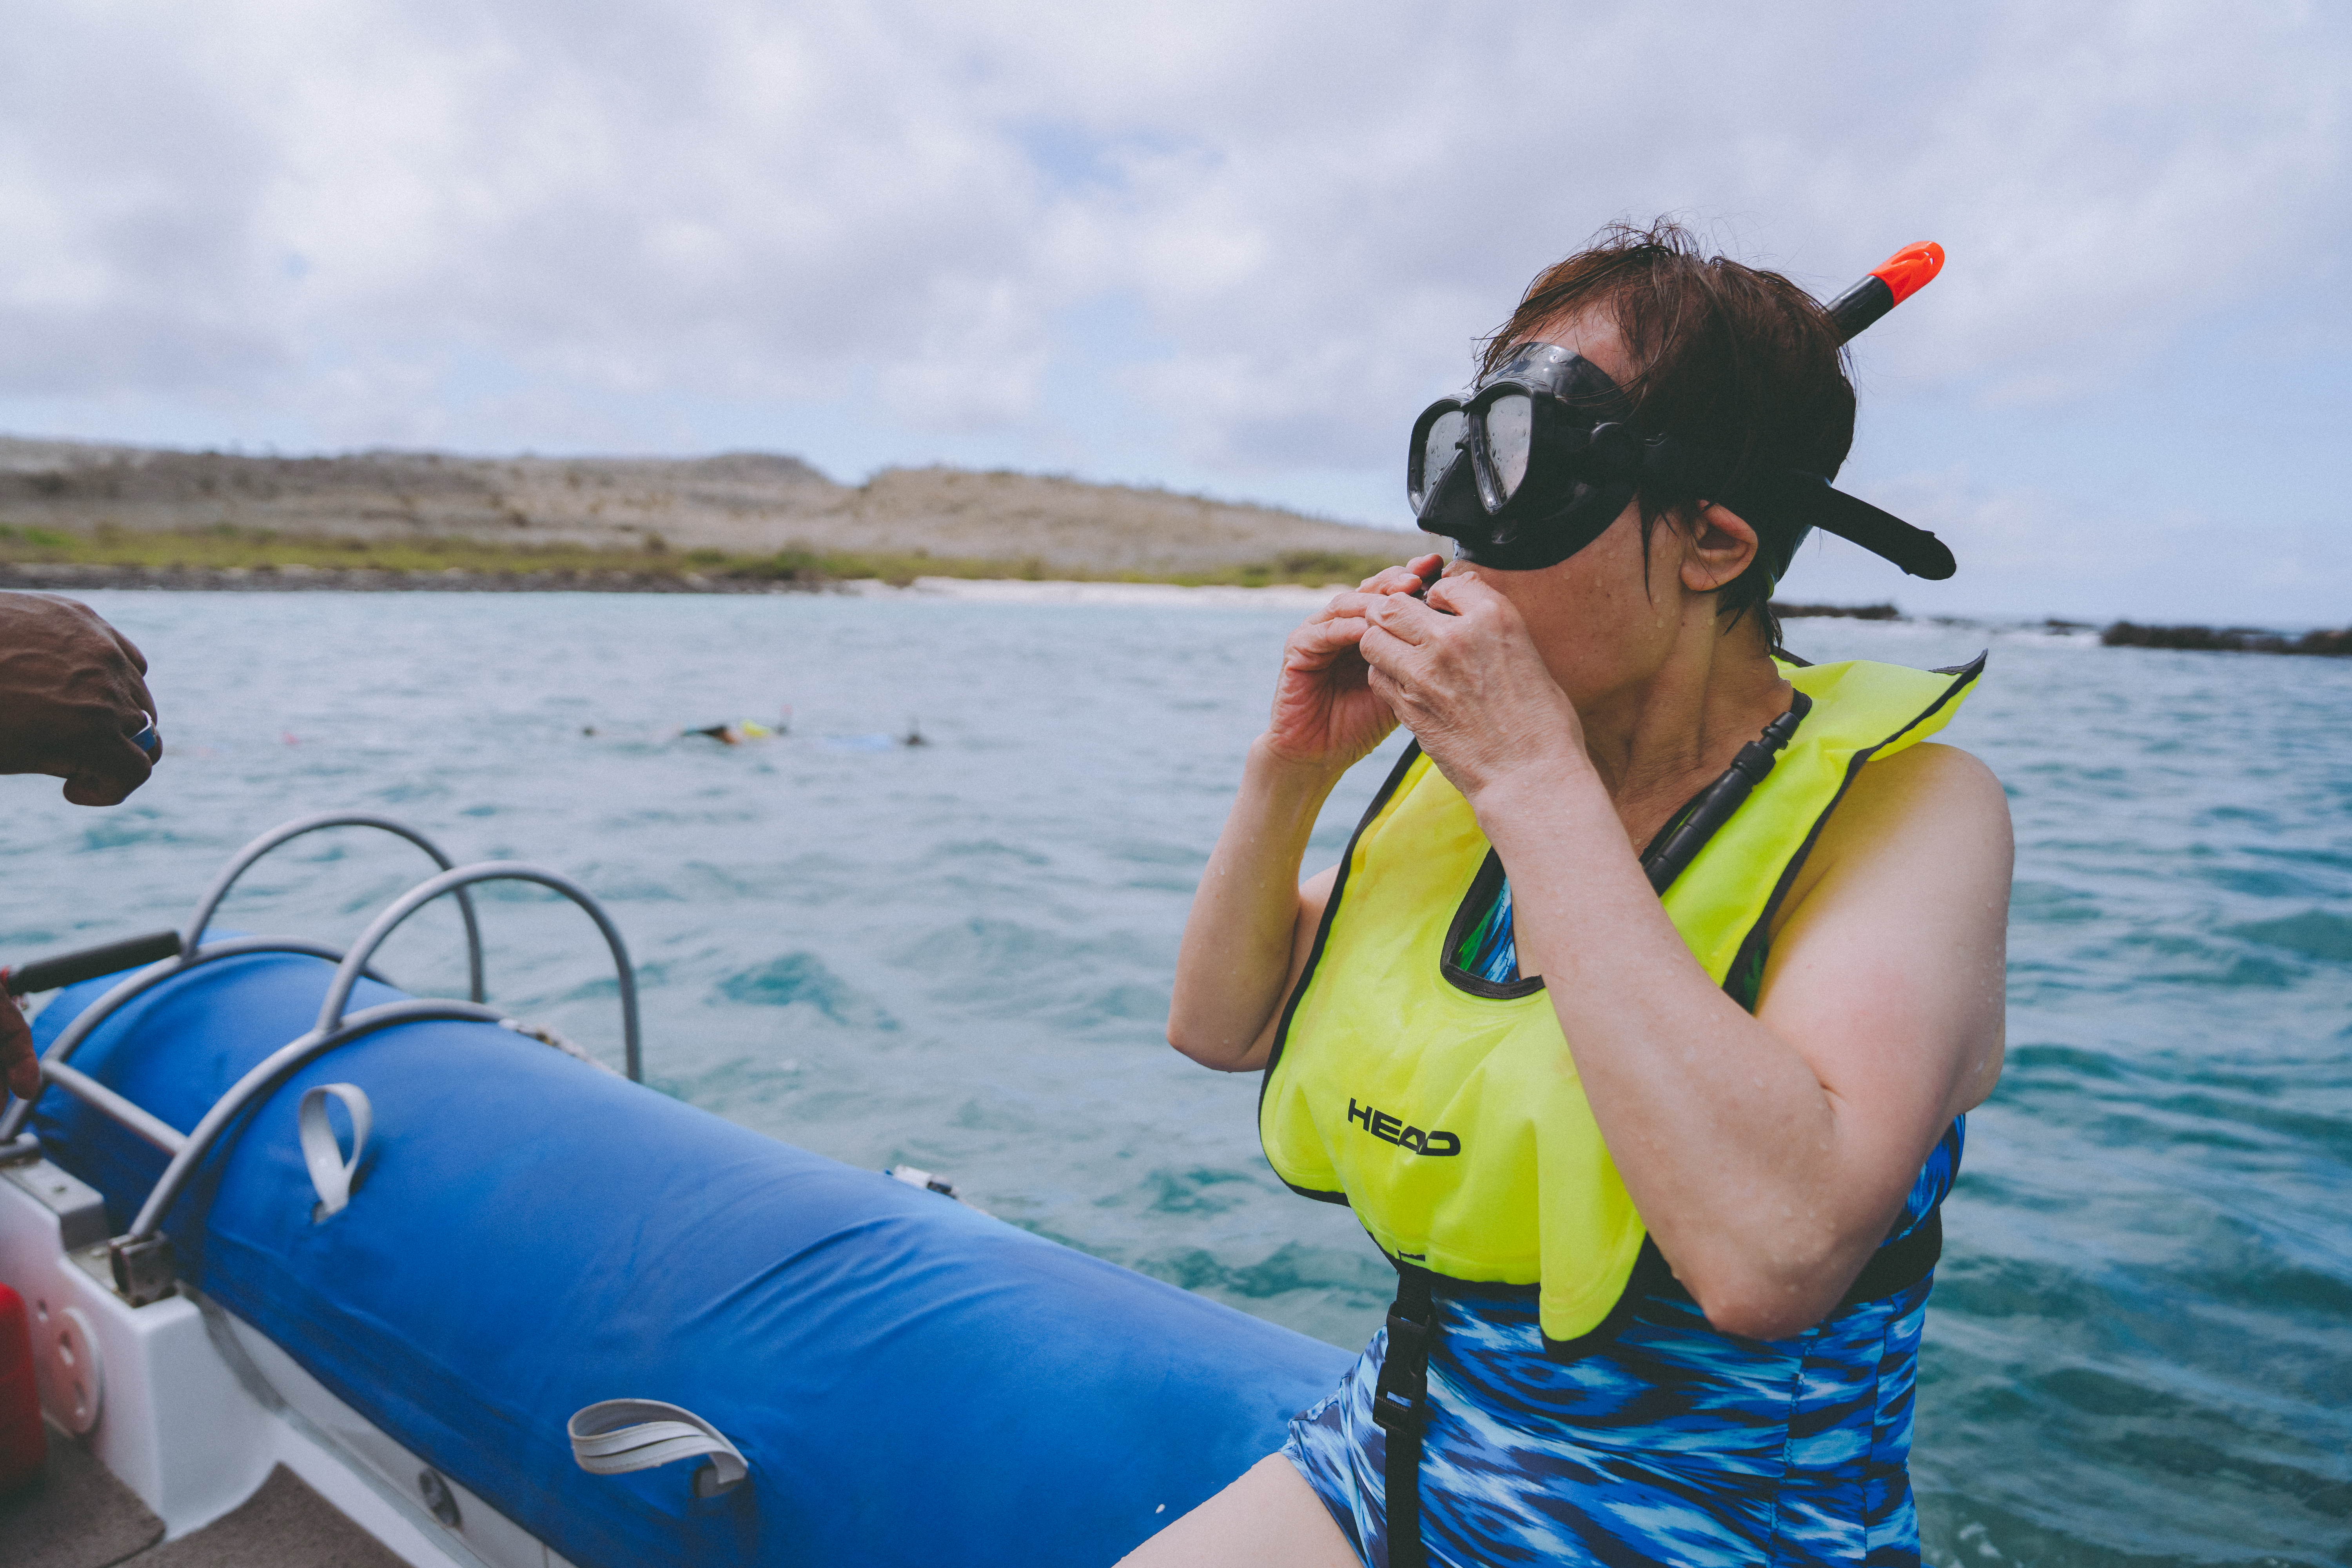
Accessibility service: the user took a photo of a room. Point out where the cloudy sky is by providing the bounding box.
[3,1,2345,621]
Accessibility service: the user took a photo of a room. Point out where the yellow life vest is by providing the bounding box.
[1258,655,1984,1349]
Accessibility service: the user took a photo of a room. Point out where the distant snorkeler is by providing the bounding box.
[686,720,772,746]
[681,706,792,746]
[1137,222,2006,1568]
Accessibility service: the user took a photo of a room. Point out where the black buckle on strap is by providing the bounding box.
[1370,1386,1425,1437]
[1373,1271,1437,1437]
[1384,1303,1434,1363]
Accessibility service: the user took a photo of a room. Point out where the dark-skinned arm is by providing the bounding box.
[0,592,161,1105]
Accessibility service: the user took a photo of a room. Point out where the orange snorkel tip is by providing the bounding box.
[1825,241,1945,342]
[1871,241,1944,305]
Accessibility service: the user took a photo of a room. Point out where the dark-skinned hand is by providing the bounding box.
[1359,567,1586,802]
[1,987,35,1103]
[0,592,159,804]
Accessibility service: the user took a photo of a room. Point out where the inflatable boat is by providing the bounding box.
[0,812,1348,1566]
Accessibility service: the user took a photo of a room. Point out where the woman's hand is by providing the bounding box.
[1262,555,1443,774]
[1359,568,1585,801]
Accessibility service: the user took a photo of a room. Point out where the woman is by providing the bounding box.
[1135,225,2010,1567]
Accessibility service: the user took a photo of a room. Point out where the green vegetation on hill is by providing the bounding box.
[0,523,1399,589]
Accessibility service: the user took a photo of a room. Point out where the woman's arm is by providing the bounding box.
[1486,744,2008,1339]
[1167,557,1443,1072]
[1168,773,1338,1072]
[1361,575,2011,1340]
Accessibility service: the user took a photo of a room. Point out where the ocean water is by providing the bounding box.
[2,589,2346,1568]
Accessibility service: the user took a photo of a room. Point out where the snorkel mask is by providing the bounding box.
[1409,242,1956,581]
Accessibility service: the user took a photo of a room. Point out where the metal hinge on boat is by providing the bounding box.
[108,1233,178,1306]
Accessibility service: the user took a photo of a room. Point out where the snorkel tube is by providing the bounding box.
[1823,241,1945,343]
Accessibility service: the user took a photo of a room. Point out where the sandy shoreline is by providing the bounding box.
[863,577,1343,608]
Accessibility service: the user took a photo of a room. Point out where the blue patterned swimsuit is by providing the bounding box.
[1283,877,1962,1567]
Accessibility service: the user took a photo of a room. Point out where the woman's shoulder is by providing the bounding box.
[1815,740,2011,883]
[1845,739,2007,818]
[1772,741,2012,936]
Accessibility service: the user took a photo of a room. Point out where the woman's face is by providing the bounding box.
[1439,307,1762,713]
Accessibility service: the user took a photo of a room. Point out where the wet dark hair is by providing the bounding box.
[1481,219,1856,640]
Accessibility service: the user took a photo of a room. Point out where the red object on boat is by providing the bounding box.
[0,1281,44,1492]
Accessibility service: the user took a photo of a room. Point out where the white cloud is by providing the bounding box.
[0,0,2345,612]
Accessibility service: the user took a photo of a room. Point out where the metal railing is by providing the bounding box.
[314,862,638,1081]
[3,814,643,1305]
[0,937,396,1145]
[1,814,482,1144]
[180,811,486,1002]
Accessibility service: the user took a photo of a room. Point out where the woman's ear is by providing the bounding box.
[1681,502,1760,593]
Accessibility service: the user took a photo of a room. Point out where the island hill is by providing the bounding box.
[4,436,2343,655]
[0,435,1412,590]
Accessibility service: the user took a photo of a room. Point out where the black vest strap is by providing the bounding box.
[1646,1207,1944,1314]
[1369,1265,1437,1568]
[1843,1207,1943,1306]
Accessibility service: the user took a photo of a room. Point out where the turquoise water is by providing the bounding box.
[2,591,2346,1567]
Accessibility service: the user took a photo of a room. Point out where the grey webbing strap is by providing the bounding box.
[568,1399,747,1497]
[1370,1267,1436,1568]
[297,1083,371,1220]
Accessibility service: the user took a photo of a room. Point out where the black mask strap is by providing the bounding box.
[1448,422,1957,582]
